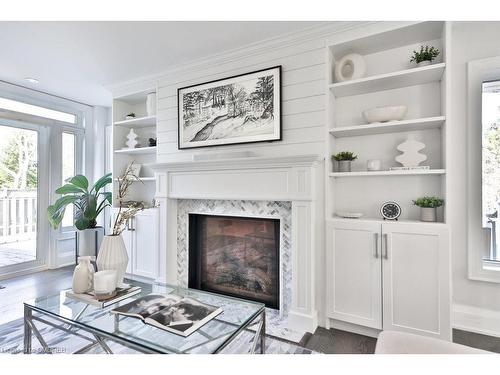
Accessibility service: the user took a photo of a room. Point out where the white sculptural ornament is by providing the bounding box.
[395,135,427,167]
[125,128,138,149]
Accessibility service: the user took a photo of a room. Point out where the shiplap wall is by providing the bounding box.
[155,38,326,162]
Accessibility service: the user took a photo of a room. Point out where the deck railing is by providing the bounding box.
[0,189,37,244]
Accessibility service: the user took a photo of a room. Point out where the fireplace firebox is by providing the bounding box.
[188,213,280,309]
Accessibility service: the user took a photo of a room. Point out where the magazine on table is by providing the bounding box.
[111,294,222,337]
[65,285,142,308]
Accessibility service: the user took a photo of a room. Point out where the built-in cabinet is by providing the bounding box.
[113,208,159,281]
[326,219,451,340]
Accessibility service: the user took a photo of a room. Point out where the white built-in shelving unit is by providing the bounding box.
[112,88,158,207]
[325,21,450,223]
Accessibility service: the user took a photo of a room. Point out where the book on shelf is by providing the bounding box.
[65,285,142,308]
[389,166,430,171]
[111,294,222,337]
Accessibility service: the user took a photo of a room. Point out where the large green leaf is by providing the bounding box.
[68,175,89,191]
[91,173,112,193]
[55,183,85,194]
[47,195,79,229]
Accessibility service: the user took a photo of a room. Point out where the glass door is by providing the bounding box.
[0,120,47,274]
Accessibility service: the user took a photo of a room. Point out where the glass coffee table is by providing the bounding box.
[23,283,265,354]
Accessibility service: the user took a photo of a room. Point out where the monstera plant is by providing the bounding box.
[47,173,112,230]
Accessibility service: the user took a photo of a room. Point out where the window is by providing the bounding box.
[0,97,76,124]
[61,132,76,228]
[482,81,500,262]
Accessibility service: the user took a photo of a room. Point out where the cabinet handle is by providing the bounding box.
[383,233,389,259]
[374,233,379,258]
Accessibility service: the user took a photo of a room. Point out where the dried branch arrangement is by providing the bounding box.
[112,162,144,235]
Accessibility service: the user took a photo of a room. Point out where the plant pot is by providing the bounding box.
[96,235,129,288]
[420,207,437,222]
[416,61,432,67]
[76,227,104,262]
[337,160,352,173]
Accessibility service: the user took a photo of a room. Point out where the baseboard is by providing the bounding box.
[288,309,318,334]
[0,264,48,281]
[453,304,500,338]
[328,318,381,338]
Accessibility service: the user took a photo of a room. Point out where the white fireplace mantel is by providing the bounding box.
[150,154,324,333]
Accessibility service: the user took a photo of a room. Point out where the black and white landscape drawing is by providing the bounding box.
[178,66,281,149]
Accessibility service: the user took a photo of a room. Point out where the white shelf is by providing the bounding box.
[114,146,157,155]
[329,169,446,177]
[329,116,445,137]
[114,177,156,182]
[114,115,156,127]
[329,63,445,97]
[327,216,447,226]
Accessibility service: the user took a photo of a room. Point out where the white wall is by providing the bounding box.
[155,39,326,161]
[450,22,500,313]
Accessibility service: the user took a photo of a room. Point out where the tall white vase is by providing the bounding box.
[96,235,129,288]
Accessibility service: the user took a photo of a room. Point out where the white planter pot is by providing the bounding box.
[420,207,437,222]
[76,227,104,261]
[96,235,129,288]
[416,61,432,67]
[337,160,352,172]
[146,92,157,117]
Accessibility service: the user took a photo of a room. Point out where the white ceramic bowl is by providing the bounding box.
[362,105,407,123]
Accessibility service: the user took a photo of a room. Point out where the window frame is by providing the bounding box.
[467,56,500,282]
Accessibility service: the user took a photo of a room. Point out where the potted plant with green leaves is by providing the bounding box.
[332,151,358,172]
[410,45,440,67]
[413,196,444,222]
[48,173,112,261]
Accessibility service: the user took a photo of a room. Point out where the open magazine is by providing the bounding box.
[111,294,222,337]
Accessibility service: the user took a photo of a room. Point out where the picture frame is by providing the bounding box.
[177,66,281,149]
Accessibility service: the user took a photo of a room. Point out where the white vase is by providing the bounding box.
[395,134,427,167]
[96,235,129,288]
[420,207,437,222]
[335,53,366,82]
[146,92,157,117]
[72,256,94,293]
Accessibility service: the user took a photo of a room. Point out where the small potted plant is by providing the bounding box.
[413,196,444,222]
[332,151,358,172]
[410,45,440,67]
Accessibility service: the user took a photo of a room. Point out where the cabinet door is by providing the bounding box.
[326,220,382,329]
[381,222,450,340]
[131,208,158,279]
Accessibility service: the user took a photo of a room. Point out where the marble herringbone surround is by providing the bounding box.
[176,199,292,317]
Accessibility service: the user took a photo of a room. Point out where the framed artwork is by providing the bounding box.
[177,66,281,149]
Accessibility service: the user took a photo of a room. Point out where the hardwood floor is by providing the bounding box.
[2,268,500,354]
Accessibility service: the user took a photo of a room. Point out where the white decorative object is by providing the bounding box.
[420,207,437,222]
[93,270,117,297]
[125,129,139,149]
[363,105,408,123]
[335,53,366,82]
[146,92,157,117]
[367,159,382,171]
[96,235,129,288]
[395,135,427,167]
[72,256,94,294]
[336,212,364,219]
[416,61,432,68]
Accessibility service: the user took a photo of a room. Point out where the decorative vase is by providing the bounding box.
[335,53,366,82]
[395,134,427,167]
[96,235,129,288]
[420,207,437,222]
[338,160,352,172]
[367,159,382,171]
[146,92,157,117]
[125,129,139,149]
[72,256,94,293]
[75,227,104,263]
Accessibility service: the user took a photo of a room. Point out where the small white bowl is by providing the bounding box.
[363,105,407,123]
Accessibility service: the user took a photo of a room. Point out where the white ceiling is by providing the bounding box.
[0,21,327,106]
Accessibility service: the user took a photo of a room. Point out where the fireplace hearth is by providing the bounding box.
[188,213,280,309]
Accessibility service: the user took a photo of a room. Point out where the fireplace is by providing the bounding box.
[188,213,280,309]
